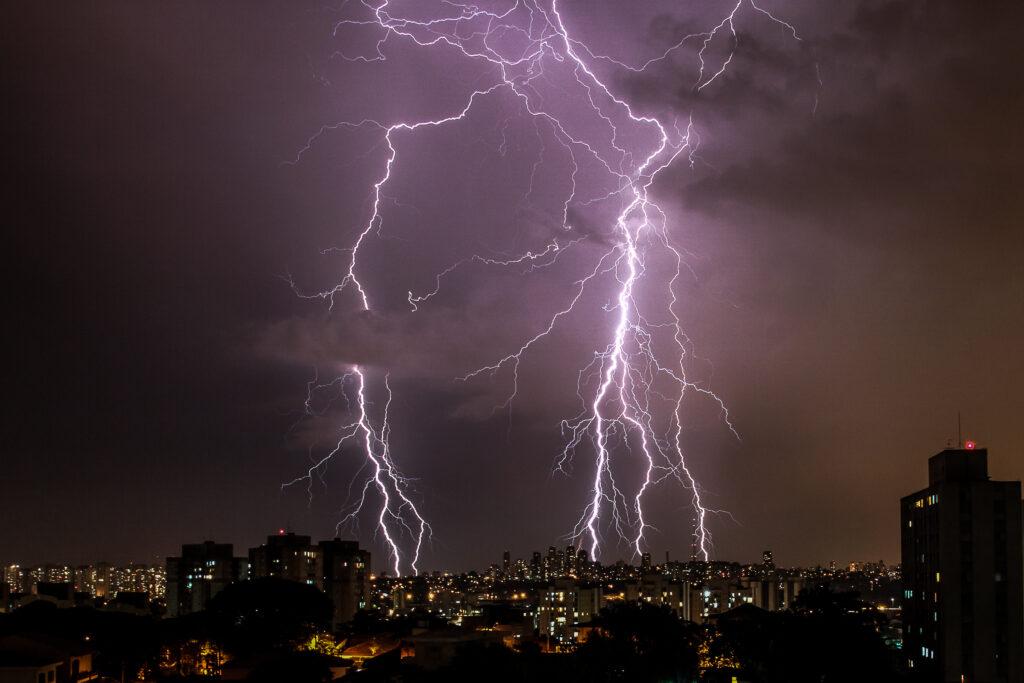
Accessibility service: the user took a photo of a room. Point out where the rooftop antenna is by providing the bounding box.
[957,411,962,448]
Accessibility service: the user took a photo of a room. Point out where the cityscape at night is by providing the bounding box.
[0,449,1019,680]
[3,536,911,677]
[4,0,1023,680]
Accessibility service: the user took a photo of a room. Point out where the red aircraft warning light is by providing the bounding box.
[965,441,975,450]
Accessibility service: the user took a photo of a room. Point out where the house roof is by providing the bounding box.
[0,652,62,668]
[0,633,97,658]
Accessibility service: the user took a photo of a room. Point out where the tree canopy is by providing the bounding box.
[206,578,333,655]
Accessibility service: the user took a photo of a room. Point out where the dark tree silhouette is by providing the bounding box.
[1,602,160,679]
[206,578,333,655]
[574,602,700,682]
[713,584,906,683]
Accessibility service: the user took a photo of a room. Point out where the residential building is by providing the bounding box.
[318,539,371,630]
[901,447,1023,682]
[166,542,247,617]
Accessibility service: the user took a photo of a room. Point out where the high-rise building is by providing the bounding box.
[530,552,542,580]
[72,564,165,601]
[317,539,371,630]
[166,541,248,617]
[93,563,113,598]
[243,533,370,629]
[537,578,602,646]
[576,548,590,579]
[248,532,318,585]
[901,447,1023,682]
[3,565,23,594]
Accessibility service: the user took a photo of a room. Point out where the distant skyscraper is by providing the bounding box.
[3,565,23,594]
[901,447,1023,682]
[577,548,589,579]
[166,541,248,618]
[93,563,113,598]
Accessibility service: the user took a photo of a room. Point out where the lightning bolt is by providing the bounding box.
[290,0,802,570]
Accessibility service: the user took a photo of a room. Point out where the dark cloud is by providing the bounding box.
[257,303,562,396]
[646,0,1024,563]
[2,0,1021,571]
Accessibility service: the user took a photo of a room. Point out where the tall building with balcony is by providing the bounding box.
[901,447,1023,682]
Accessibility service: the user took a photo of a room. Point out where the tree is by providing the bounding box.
[713,584,906,683]
[206,578,333,655]
[573,603,700,682]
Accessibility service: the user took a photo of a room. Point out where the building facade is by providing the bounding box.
[166,541,248,618]
[901,447,1023,682]
[318,539,371,630]
[248,532,318,585]
[537,578,602,647]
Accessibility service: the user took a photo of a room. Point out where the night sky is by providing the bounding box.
[4,0,1023,574]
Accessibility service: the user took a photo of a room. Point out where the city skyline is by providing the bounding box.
[3,538,899,578]
[2,537,898,590]
[0,528,942,577]
[4,0,1023,572]
[1,532,911,680]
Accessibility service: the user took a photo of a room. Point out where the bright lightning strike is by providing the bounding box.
[288,0,803,571]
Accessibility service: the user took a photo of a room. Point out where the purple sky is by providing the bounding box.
[4,0,1023,573]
